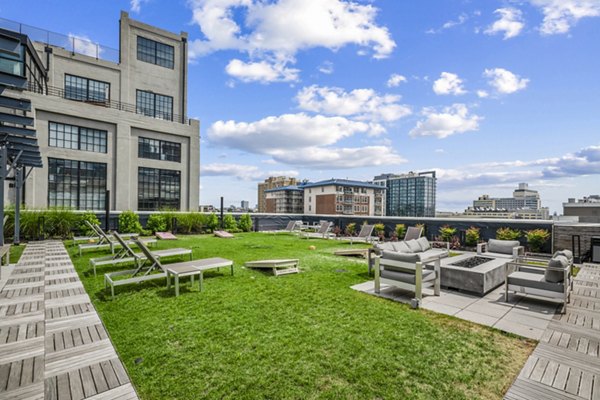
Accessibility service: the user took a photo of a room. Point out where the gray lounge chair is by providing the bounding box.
[89,231,192,276]
[265,220,302,234]
[300,221,334,239]
[78,224,155,256]
[404,226,423,241]
[337,224,376,244]
[73,220,138,243]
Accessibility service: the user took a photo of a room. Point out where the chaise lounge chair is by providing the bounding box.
[78,224,156,256]
[104,238,233,298]
[73,220,138,243]
[337,224,377,245]
[300,221,335,239]
[403,226,423,241]
[264,220,302,235]
[89,231,192,276]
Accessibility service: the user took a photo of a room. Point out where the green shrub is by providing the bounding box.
[465,226,480,247]
[525,229,550,253]
[146,214,167,233]
[45,208,78,239]
[496,227,521,241]
[239,214,253,232]
[439,225,457,242]
[119,210,143,234]
[223,214,238,232]
[373,223,385,238]
[206,213,219,232]
[345,223,356,236]
[395,224,406,240]
[79,211,100,235]
[175,213,205,234]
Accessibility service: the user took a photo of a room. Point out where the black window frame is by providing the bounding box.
[48,158,107,210]
[48,122,108,154]
[64,74,110,103]
[136,36,174,69]
[138,167,181,211]
[136,89,173,121]
[138,137,181,162]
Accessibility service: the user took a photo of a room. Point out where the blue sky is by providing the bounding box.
[3,0,600,213]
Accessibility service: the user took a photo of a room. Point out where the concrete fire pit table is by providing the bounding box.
[435,253,510,295]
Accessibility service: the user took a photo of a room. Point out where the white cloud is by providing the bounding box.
[270,146,406,169]
[68,34,101,58]
[225,59,299,83]
[409,104,482,139]
[476,90,489,98]
[426,13,469,34]
[201,163,299,181]
[484,68,529,94]
[130,0,149,13]
[386,73,407,87]
[296,85,411,123]
[529,0,600,35]
[208,113,379,153]
[433,72,467,95]
[318,61,334,74]
[188,0,395,60]
[485,8,525,39]
[542,145,600,178]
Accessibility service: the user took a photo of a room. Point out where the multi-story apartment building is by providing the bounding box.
[2,12,199,211]
[265,186,304,214]
[303,179,385,216]
[467,183,549,219]
[257,176,298,212]
[374,171,436,217]
[563,195,600,223]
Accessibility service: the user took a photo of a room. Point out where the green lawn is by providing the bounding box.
[67,233,534,400]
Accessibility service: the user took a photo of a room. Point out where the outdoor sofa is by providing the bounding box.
[478,239,525,259]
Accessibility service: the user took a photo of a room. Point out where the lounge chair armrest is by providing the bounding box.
[477,242,487,255]
[513,246,525,258]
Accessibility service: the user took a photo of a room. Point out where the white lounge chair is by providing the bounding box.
[89,231,192,276]
[300,221,335,239]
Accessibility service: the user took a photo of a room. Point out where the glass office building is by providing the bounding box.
[374,171,436,217]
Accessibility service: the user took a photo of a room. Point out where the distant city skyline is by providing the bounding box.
[3,0,599,214]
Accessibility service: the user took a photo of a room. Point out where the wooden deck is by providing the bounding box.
[505,263,600,400]
[0,241,138,400]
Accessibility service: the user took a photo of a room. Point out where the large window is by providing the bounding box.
[65,74,109,103]
[48,158,107,210]
[49,122,107,153]
[138,137,181,162]
[136,36,174,69]
[138,167,180,210]
[136,90,173,121]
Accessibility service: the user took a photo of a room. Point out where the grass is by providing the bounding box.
[66,233,535,400]
[10,244,25,264]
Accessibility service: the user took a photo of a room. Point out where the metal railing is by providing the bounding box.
[26,82,190,125]
[0,17,119,63]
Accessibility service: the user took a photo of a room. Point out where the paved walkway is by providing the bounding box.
[505,263,600,400]
[0,241,138,400]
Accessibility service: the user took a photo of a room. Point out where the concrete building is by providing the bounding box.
[257,176,298,212]
[240,200,249,211]
[563,195,600,223]
[466,183,549,220]
[265,185,304,214]
[374,171,436,217]
[303,179,385,216]
[2,12,199,211]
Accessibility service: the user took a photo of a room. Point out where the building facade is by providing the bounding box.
[374,171,436,217]
[466,183,549,219]
[303,179,385,216]
[265,186,304,214]
[563,195,600,223]
[257,176,298,212]
[4,12,199,211]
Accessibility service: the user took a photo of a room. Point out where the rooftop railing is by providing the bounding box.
[0,17,119,63]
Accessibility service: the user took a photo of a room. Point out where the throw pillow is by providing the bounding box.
[416,237,431,251]
[545,256,568,283]
[405,239,422,253]
[392,241,412,253]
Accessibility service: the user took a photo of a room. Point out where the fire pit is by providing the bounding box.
[449,256,494,269]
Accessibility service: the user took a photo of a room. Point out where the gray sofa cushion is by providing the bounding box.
[508,271,564,293]
[417,237,431,251]
[488,239,520,254]
[405,239,422,253]
[393,241,412,253]
[545,256,568,283]
[376,242,396,252]
[553,250,573,261]
[381,268,435,284]
[420,248,448,261]
[382,251,421,263]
